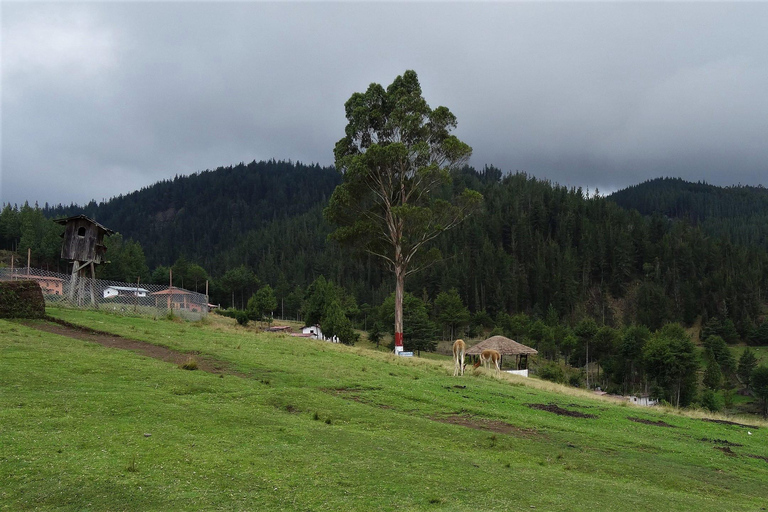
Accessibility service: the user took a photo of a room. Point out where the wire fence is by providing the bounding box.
[0,267,209,320]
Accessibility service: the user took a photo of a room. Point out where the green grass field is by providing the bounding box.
[2,308,768,511]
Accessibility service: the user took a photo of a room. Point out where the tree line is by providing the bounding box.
[4,162,768,412]
[3,163,767,338]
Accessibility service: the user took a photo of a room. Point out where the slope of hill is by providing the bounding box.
[3,309,767,510]
[608,177,768,250]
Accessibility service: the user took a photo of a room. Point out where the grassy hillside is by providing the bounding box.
[2,309,768,511]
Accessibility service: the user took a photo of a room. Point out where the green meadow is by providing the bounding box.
[2,308,767,511]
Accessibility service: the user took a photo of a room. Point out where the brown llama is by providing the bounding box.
[452,339,466,376]
[473,349,501,375]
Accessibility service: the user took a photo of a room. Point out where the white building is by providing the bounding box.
[628,395,659,407]
[103,286,149,299]
[301,324,339,343]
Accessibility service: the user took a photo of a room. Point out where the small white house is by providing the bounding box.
[103,286,149,299]
[301,324,339,343]
[628,395,658,407]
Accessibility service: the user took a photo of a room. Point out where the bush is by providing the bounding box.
[0,281,46,319]
[568,373,584,388]
[235,311,249,326]
[700,389,723,412]
[215,308,250,326]
[538,362,565,384]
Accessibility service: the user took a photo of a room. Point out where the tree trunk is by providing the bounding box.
[585,341,590,389]
[394,265,404,352]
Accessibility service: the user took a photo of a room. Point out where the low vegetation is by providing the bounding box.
[2,308,768,510]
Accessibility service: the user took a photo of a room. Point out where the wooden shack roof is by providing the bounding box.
[465,335,538,356]
[53,215,115,235]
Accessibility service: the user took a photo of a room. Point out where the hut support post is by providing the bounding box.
[89,262,97,308]
[68,260,80,302]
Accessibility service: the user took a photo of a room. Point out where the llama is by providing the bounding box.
[452,339,466,376]
[474,349,501,375]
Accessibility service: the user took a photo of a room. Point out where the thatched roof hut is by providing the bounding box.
[466,335,537,370]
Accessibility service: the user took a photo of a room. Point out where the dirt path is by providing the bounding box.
[19,317,248,378]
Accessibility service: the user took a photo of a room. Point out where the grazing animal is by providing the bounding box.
[452,339,466,376]
[474,349,501,375]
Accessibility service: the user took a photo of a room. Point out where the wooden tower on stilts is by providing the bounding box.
[54,215,114,307]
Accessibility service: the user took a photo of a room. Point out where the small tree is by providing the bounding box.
[322,299,358,345]
[702,348,723,391]
[643,323,698,407]
[186,264,209,293]
[700,389,723,413]
[738,348,759,390]
[434,288,470,341]
[221,265,258,309]
[748,322,768,346]
[751,365,768,417]
[303,276,338,327]
[619,325,651,394]
[703,335,736,379]
[248,285,278,326]
[151,265,171,285]
[574,318,598,388]
[368,321,383,348]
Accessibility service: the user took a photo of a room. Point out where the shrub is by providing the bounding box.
[235,311,249,326]
[538,362,565,384]
[700,389,723,412]
[568,373,584,388]
[0,281,45,318]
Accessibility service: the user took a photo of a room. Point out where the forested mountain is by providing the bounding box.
[608,177,768,250]
[43,160,341,270]
[3,163,767,341]
[6,162,768,406]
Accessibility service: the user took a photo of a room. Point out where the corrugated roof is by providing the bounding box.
[465,335,538,356]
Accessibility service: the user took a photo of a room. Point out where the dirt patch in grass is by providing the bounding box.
[627,417,676,428]
[19,317,249,378]
[702,418,759,430]
[701,438,743,447]
[714,446,737,456]
[526,403,597,419]
[431,414,540,438]
[705,439,767,462]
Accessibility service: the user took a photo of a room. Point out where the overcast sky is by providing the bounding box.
[2,1,767,207]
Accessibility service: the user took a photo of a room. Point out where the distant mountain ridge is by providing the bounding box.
[608,177,768,250]
[44,160,340,269]
[31,166,767,335]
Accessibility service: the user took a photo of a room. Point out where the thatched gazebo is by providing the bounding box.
[466,335,538,370]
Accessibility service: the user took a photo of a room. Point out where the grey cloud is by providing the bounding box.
[2,2,767,206]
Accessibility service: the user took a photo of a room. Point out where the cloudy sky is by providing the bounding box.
[2,1,767,207]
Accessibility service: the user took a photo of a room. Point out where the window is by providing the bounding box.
[77,227,86,237]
